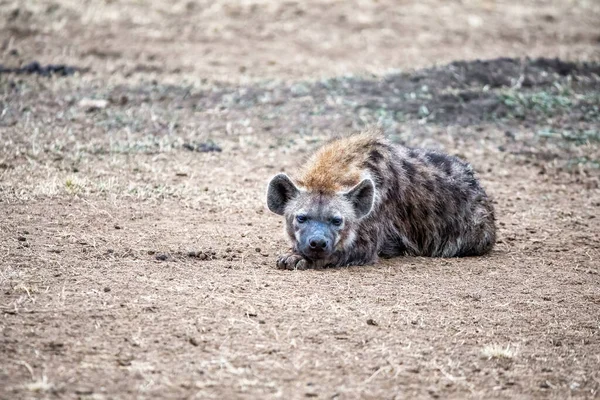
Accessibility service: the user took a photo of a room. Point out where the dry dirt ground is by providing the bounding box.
[1,1,600,399]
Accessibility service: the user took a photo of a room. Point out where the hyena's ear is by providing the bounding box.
[267,173,299,215]
[344,179,375,219]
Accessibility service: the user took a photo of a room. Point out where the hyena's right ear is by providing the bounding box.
[267,174,299,215]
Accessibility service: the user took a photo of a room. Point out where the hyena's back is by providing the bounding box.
[299,133,496,258]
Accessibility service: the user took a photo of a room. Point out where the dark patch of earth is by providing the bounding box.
[0,61,85,77]
[98,57,599,127]
[212,57,600,127]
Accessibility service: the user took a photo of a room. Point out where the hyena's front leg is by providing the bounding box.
[332,234,380,267]
[276,251,310,270]
[331,249,378,267]
[275,251,334,270]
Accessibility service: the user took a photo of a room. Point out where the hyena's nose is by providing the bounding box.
[309,237,328,251]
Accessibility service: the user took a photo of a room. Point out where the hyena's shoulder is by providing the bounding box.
[296,131,395,193]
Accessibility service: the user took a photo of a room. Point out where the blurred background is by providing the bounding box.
[3,0,599,83]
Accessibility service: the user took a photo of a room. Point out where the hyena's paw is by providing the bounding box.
[276,253,309,270]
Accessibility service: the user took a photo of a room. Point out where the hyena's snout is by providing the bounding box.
[308,236,328,250]
[298,223,334,260]
[302,236,330,259]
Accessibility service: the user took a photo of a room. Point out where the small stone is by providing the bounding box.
[117,357,133,367]
[189,337,199,346]
[155,254,168,261]
[79,98,108,112]
[17,236,26,241]
[255,247,262,253]
[114,224,122,229]
[103,287,111,292]
[366,319,378,326]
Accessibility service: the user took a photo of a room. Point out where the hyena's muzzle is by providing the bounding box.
[296,220,335,260]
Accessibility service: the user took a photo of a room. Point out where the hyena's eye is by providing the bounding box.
[331,217,343,226]
[296,215,308,223]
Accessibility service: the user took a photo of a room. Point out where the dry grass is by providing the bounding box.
[481,344,518,360]
[24,376,53,393]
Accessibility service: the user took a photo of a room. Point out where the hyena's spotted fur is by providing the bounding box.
[267,131,496,269]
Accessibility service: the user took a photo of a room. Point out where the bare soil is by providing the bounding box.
[1,1,600,399]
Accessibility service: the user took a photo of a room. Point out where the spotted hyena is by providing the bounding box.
[266,130,496,270]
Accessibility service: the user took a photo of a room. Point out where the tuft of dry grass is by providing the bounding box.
[24,375,53,393]
[481,344,518,360]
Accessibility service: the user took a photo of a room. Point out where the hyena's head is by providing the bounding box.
[266,173,374,261]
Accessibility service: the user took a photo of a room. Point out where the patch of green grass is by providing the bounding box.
[537,128,600,145]
[64,177,82,194]
[500,90,573,118]
[499,85,600,124]
[566,157,600,169]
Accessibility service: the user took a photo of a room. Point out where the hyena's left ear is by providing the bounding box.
[267,173,300,215]
[344,179,375,219]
